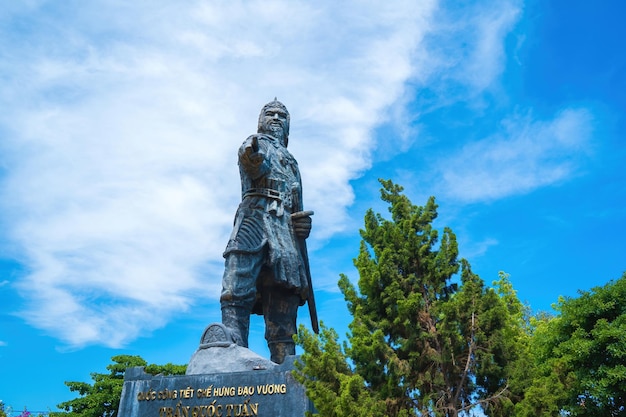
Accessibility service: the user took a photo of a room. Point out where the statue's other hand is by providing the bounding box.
[291,211,313,239]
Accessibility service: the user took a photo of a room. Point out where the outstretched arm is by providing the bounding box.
[239,134,269,179]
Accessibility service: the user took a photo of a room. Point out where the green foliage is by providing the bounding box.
[50,355,186,417]
[0,401,7,417]
[516,274,626,416]
[295,180,528,417]
[485,272,534,416]
[294,324,387,417]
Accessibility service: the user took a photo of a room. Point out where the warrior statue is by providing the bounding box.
[220,99,317,364]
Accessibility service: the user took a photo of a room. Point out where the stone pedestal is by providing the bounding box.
[117,324,314,417]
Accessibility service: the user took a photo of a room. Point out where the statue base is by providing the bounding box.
[117,323,314,417]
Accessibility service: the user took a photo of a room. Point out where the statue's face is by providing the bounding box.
[259,106,288,145]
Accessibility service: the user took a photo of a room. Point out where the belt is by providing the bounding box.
[243,188,283,200]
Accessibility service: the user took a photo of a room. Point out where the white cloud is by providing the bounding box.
[1,0,580,349]
[461,237,500,260]
[460,4,521,90]
[0,0,437,347]
[439,108,594,202]
[410,0,522,112]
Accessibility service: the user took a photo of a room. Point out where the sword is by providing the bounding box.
[291,210,319,334]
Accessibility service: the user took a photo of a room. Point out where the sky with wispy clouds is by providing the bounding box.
[1,0,625,413]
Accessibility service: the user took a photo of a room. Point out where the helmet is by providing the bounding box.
[257,98,290,146]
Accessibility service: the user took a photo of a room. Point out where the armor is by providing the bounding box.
[220,100,312,364]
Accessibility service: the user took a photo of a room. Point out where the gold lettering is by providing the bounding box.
[207,401,217,417]
[194,386,213,398]
[179,387,194,399]
[240,400,250,416]
[249,403,258,416]
[255,383,287,395]
[213,386,236,397]
[237,386,254,396]
[174,401,182,417]
[137,389,158,401]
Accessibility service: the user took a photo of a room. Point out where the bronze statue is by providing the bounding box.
[220,99,317,364]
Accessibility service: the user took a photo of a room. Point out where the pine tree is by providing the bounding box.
[295,180,527,416]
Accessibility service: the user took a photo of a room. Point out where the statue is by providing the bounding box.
[220,99,318,364]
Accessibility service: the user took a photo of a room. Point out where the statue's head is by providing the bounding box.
[258,98,290,147]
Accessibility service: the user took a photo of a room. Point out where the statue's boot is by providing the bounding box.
[221,305,250,348]
[268,339,295,364]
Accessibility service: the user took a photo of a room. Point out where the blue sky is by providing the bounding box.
[1,0,625,413]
